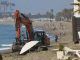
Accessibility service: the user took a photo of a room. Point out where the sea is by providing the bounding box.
[0,24,56,49]
[0,24,16,48]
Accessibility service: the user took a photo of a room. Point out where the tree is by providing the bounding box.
[50,9,54,19]
[56,8,73,21]
[46,11,51,18]
[45,9,54,22]
[55,12,62,21]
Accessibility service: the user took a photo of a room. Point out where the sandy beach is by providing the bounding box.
[1,20,80,60]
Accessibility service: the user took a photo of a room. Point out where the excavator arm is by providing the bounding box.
[14,10,34,44]
[20,13,34,41]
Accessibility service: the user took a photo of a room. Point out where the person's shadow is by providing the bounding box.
[0,54,3,60]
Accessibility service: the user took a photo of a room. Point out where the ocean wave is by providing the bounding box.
[1,44,12,47]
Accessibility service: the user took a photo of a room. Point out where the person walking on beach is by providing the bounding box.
[55,35,58,42]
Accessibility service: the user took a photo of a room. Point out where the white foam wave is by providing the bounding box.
[1,44,12,47]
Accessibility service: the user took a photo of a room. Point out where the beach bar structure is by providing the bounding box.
[72,17,80,43]
[72,0,80,43]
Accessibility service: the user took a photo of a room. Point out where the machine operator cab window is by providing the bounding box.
[34,30,45,45]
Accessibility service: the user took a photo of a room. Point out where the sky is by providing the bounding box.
[12,0,73,14]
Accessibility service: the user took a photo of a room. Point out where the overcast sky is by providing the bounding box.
[12,0,73,14]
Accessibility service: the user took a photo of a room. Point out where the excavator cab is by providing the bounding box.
[34,30,50,46]
[34,31,45,44]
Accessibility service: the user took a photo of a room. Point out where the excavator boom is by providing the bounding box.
[14,10,34,44]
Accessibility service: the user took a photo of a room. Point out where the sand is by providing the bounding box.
[1,20,80,60]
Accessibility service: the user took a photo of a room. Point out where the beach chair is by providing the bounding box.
[64,47,80,58]
[64,47,73,55]
[57,51,69,60]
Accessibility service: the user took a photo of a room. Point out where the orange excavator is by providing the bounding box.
[12,10,50,52]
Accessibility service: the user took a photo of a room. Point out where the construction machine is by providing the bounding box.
[12,10,50,52]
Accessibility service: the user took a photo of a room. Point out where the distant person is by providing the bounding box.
[55,35,58,42]
[0,54,3,60]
